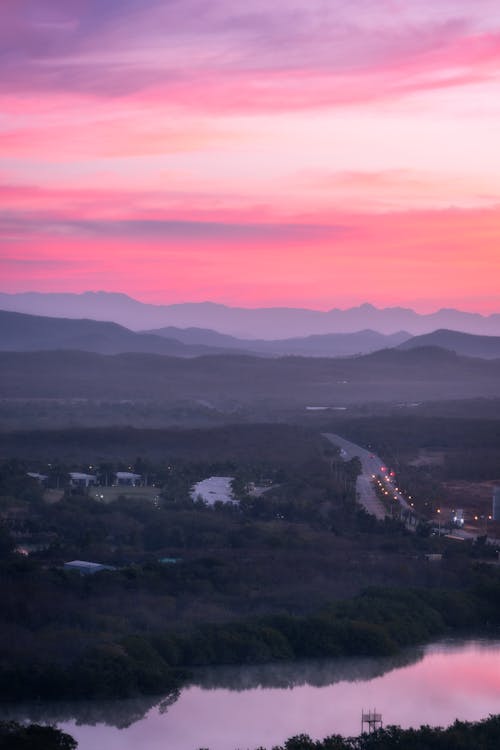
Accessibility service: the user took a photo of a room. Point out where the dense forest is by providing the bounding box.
[0,422,500,702]
[1,348,500,410]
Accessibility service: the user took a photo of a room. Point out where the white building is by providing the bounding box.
[114,472,142,486]
[64,560,115,575]
[69,472,97,488]
[27,472,48,483]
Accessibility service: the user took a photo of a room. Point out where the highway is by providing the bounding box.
[324,434,497,543]
[323,433,387,520]
[323,433,416,523]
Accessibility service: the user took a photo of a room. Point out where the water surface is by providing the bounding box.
[4,639,500,750]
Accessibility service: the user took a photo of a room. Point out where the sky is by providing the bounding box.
[1,0,500,312]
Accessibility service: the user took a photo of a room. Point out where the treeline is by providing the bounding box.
[249,714,500,749]
[0,721,76,750]
[2,574,500,701]
[331,416,500,481]
[0,423,322,464]
[6,714,500,750]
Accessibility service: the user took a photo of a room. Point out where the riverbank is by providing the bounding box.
[6,642,500,750]
[3,573,500,702]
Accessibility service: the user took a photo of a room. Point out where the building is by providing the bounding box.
[64,560,115,575]
[27,472,48,483]
[114,472,142,486]
[69,472,97,488]
[425,553,443,562]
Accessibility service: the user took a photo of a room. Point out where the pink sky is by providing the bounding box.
[1,0,500,312]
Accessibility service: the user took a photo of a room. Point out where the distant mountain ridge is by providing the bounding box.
[3,309,500,361]
[0,291,499,338]
[0,309,230,357]
[146,326,411,356]
[0,309,410,358]
[398,329,500,359]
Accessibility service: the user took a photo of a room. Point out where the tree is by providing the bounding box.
[0,722,77,750]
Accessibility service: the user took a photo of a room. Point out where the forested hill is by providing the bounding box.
[1,347,500,405]
[146,326,410,357]
[0,309,408,358]
[398,328,500,359]
[0,309,229,357]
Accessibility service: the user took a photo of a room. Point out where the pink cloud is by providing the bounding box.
[2,202,500,312]
[1,2,499,111]
[0,117,232,160]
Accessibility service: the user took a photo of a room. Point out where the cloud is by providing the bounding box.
[1,1,499,110]
[0,117,232,159]
[0,211,346,243]
[0,256,77,268]
[3,203,500,312]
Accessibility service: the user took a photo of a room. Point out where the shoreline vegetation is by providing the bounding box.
[5,714,500,749]
[2,580,500,702]
[234,714,500,749]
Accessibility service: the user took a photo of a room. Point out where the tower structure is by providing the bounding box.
[361,709,383,734]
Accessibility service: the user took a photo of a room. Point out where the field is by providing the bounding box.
[87,485,160,504]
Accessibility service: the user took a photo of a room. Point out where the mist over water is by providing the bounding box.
[3,640,500,750]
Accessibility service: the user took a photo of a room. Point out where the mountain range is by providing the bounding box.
[0,310,409,358]
[1,291,500,338]
[2,309,500,360]
[144,325,410,357]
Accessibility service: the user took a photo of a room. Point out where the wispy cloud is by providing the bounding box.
[2,203,500,311]
[2,1,500,311]
[2,1,499,109]
[0,210,346,243]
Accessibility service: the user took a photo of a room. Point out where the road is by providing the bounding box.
[322,433,388,520]
[324,434,497,543]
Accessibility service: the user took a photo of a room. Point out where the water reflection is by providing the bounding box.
[192,647,424,692]
[2,639,500,750]
[0,691,178,730]
[0,648,423,729]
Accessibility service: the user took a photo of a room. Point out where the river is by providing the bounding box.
[3,639,500,749]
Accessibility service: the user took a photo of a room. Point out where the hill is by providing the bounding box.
[398,329,500,359]
[0,309,234,357]
[0,309,410,358]
[1,347,499,407]
[145,326,411,356]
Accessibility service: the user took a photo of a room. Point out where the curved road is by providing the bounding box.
[323,433,387,520]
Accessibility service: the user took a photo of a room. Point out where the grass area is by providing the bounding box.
[88,485,160,504]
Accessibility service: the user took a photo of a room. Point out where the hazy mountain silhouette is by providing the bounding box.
[145,326,411,356]
[0,309,232,357]
[1,292,499,338]
[398,329,500,359]
[0,310,410,358]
